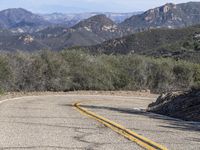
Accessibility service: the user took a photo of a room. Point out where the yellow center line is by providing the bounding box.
[74,102,168,150]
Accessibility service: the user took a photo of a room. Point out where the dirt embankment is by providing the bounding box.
[148,89,200,122]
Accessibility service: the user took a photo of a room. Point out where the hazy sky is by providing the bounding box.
[0,0,200,13]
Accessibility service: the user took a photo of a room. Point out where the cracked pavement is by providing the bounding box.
[0,95,199,150]
[0,95,142,150]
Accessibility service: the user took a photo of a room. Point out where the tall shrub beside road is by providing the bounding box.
[0,50,200,93]
[0,54,12,93]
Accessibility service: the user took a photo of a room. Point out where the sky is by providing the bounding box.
[0,0,200,14]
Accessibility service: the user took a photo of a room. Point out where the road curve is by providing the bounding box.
[74,102,167,150]
[0,95,200,150]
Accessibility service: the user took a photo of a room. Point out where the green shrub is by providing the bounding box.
[0,50,199,93]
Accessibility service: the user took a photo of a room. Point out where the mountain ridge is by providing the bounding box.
[120,2,200,32]
[41,12,142,26]
[86,24,200,63]
[33,15,128,50]
[0,8,51,33]
[1,2,200,53]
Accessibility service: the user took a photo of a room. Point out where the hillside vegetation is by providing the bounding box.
[88,25,200,63]
[0,50,200,93]
[2,2,200,52]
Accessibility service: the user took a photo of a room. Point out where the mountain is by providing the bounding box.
[33,15,128,50]
[2,2,200,53]
[0,14,129,51]
[104,12,143,23]
[72,14,125,40]
[2,14,200,57]
[0,8,141,32]
[87,24,200,63]
[120,2,200,32]
[41,13,92,27]
[33,27,104,50]
[41,12,141,27]
[0,8,51,33]
[2,2,200,34]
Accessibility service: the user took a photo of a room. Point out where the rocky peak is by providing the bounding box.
[19,35,34,44]
[72,14,119,34]
[121,2,194,30]
[73,14,116,29]
[1,8,27,13]
[145,3,176,18]
[0,8,34,18]
[160,3,176,13]
[87,14,115,25]
[0,8,50,31]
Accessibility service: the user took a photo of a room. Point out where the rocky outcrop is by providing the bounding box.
[148,89,200,122]
[120,2,200,31]
[72,15,126,40]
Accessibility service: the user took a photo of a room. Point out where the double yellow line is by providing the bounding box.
[74,102,168,150]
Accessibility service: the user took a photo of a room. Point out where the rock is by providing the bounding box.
[148,89,200,122]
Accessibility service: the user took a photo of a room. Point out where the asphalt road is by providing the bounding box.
[0,95,200,150]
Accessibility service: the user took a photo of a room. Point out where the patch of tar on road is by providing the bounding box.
[73,128,104,149]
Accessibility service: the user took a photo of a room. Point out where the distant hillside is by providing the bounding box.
[120,2,200,32]
[0,8,140,33]
[32,14,131,50]
[2,2,200,34]
[72,14,126,40]
[0,8,51,33]
[87,25,200,63]
[0,29,48,52]
[2,2,200,53]
[0,14,129,51]
[41,12,141,27]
